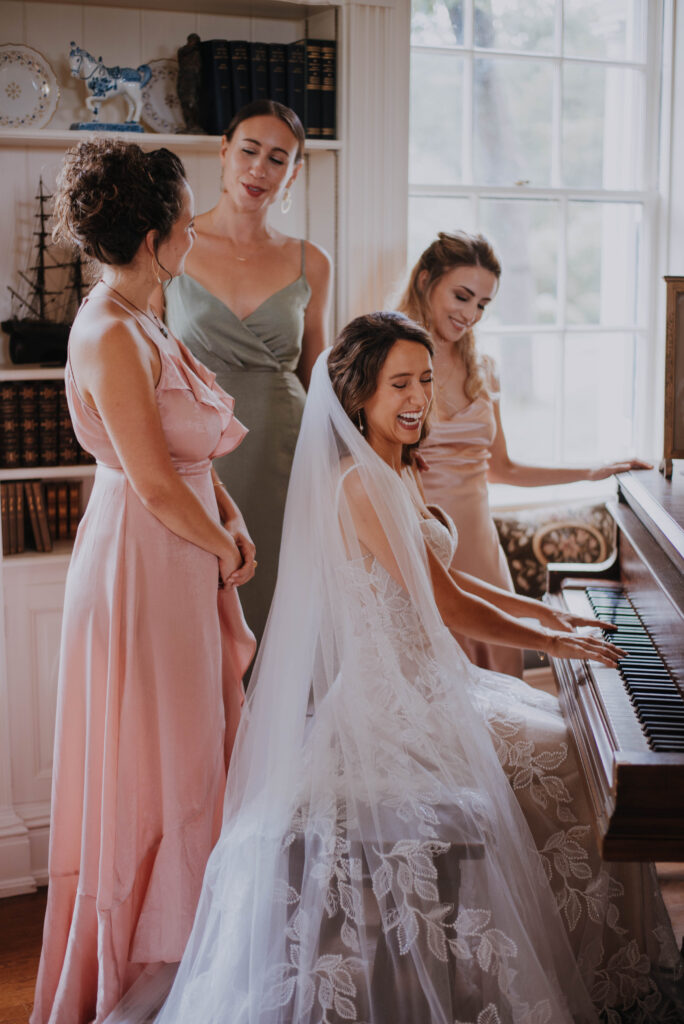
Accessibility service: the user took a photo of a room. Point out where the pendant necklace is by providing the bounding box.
[102,280,169,338]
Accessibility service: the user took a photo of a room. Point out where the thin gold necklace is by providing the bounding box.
[102,280,169,338]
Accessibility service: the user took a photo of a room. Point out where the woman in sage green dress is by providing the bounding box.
[165,101,331,648]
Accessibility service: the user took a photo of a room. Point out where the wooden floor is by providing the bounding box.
[1,872,682,1024]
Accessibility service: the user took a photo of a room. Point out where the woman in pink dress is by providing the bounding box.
[399,231,649,677]
[31,139,256,1024]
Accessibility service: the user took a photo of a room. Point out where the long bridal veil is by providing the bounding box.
[110,349,599,1024]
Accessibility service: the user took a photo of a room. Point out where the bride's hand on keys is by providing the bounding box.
[543,630,626,667]
[541,605,618,636]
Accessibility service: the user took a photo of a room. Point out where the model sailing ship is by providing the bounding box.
[1,177,85,365]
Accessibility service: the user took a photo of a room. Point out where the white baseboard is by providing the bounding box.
[0,801,50,898]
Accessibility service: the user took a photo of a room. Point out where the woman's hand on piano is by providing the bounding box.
[544,631,627,667]
[587,457,652,481]
[541,607,619,635]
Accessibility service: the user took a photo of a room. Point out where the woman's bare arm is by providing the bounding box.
[70,312,241,574]
[296,241,332,389]
[487,399,650,486]
[343,468,623,667]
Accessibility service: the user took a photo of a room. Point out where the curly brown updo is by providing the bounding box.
[52,138,187,267]
[328,311,434,465]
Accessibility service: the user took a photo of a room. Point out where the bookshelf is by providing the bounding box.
[0,0,411,897]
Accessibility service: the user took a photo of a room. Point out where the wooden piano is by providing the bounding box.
[546,467,684,862]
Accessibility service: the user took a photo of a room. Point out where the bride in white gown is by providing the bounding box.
[108,313,683,1024]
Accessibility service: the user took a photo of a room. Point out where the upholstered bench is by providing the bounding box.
[493,502,616,601]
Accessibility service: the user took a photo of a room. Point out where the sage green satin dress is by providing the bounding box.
[165,243,311,649]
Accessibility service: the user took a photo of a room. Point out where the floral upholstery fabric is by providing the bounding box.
[493,503,616,599]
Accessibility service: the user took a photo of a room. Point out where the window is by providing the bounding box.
[409,0,663,465]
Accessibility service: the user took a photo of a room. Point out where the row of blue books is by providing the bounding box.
[199,39,336,139]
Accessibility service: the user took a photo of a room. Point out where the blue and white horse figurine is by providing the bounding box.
[69,43,151,124]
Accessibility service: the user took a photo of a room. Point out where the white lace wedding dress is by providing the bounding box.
[105,352,683,1024]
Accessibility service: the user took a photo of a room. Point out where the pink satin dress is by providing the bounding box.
[420,369,524,678]
[31,301,256,1024]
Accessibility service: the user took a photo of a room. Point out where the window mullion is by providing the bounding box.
[551,57,562,189]
[556,194,568,463]
[464,0,474,49]
[463,50,474,185]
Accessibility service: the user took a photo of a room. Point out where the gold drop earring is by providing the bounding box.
[357,410,364,434]
[281,188,292,215]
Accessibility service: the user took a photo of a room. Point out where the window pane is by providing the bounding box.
[479,199,558,325]
[407,196,474,268]
[473,57,553,186]
[563,64,644,189]
[411,0,463,47]
[474,0,555,53]
[562,334,636,460]
[566,202,643,326]
[563,0,646,62]
[410,52,463,184]
[478,332,561,463]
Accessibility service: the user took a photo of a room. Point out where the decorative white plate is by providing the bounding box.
[141,58,185,134]
[0,44,59,129]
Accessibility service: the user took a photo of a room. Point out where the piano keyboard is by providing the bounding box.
[585,585,684,753]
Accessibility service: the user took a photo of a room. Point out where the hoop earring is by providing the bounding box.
[281,188,292,215]
[357,410,364,434]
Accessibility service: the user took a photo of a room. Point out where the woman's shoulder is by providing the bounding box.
[302,238,332,284]
[70,291,158,374]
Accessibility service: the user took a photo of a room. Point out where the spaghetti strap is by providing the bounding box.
[300,239,306,274]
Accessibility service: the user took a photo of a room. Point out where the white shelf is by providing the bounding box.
[0,129,341,153]
[2,540,74,566]
[32,0,332,16]
[0,465,96,482]
[0,366,65,381]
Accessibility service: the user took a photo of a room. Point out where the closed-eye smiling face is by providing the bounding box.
[220,115,301,209]
[362,339,433,461]
[427,265,498,344]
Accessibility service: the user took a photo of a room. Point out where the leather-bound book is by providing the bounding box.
[286,41,306,131]
[57,381,79,465]
[1,483,8,555]
[15,479,24,554]
[56,481,69,540]
[68,479,82,540]
[267,44,287,105]
[18,381,39,468]
[0,382,21,468]
[44,482,58,543]
[200,39,232,135]
[229,41,251,115]
[320,40,336,139]
[249,42,268,102]
[7,481,17,555]
[37,380,59,466]
[303,39,322,139]
[33,481,52,552]
[24,481,44,552]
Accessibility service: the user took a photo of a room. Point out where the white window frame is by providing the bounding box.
[408,0,671,501]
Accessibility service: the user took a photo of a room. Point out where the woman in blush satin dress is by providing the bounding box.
[31,139,255,1024]
[399,230,650,677]
[165,100,331,651]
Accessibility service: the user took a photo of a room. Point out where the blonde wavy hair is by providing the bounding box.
[398,231,501,402]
